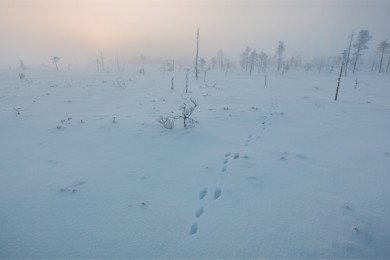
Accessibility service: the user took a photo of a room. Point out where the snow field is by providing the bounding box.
[1,68,390,258]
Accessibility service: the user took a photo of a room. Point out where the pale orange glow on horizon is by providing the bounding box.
[0,1,389,67]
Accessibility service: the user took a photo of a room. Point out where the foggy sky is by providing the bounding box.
[0,0,389,68]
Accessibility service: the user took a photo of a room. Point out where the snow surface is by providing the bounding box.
[1,67,390,258]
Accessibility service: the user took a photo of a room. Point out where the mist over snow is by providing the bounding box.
[1,0,390,259]
[0,0,389,68]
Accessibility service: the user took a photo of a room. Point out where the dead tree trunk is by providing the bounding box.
[195,28,199,80]
[100,51,105,71]
[185,68,189,93]
[335,51,346,101]
[141,55,145,75]
[344,30,354,76]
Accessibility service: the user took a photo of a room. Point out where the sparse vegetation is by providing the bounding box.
[157,116,175,129]
[50,56,60,71]
[158,99,199,129]
[177,98,198,128]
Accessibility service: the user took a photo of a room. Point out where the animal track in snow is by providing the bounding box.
[48,159,60,165]
[279,151,308,160]
[199,188,208,199]
[214,188,222,200]
[189,222,198,235]
[59,181,86,194]
[189,110,280,236]
[195,207,204,218]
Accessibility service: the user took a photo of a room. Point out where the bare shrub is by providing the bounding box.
[157,116,175,129]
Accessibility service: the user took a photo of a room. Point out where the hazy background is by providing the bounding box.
[0,0,389,68]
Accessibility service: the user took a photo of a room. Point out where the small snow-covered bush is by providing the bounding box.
[157,99,199,129]
[177,98,198,128]
[157,116,175,129]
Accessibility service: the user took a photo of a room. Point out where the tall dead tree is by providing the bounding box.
[217,50,224,70]
[100,51,105,71]
[249,49,257,75]
[335,51,346,101]
[352,30,371,74]
[387,56,390,74]
[140,55,145,74]
[50,56,60,71]
[19,60,26,70]
[185,68,190,93]
[377,40,389,73]
[344,30,354,76]
[275,41,286,72]
[195,28,199,80]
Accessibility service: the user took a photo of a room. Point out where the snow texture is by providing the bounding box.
[1,67,390,258]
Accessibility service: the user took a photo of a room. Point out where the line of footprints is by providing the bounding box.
[189,152,239,236]
[189,109,280,236]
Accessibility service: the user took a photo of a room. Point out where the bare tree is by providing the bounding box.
[140,55,145,74]
[211,57,217,70]
[195,28,200,80]
[275,41,286,71]
[335,51,346,101]
[19,60,26,70]
[352,30,371,74]
[100,51,105,71]
[185,68,190,93]
[199,58,206,73]
[158,99,199,129]
[377,40,389,73]
[217,50,224,70]
[178,99,198,128]
[96,58,100,72]
[239,46,252,71]
[312,56,325,74]
[344,30,354,76]
[50,56,60,71]
[387,56,390,74]
[258,52,269,72]
[224,57,232,73]
[249,49,257,75]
